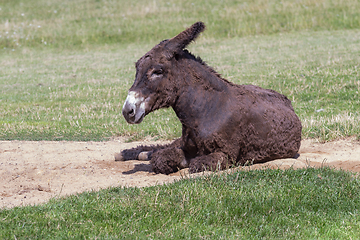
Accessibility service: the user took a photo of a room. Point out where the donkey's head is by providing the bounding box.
[122,22,205,124]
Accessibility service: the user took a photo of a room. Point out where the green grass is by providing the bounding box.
[1,168,360,239]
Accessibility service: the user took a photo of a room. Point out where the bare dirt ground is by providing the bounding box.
[1,138,360,209]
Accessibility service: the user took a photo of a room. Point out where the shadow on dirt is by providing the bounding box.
[122,163,153,174]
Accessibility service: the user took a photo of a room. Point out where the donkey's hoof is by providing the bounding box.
[114,152,124,161]
[138,151,149,161]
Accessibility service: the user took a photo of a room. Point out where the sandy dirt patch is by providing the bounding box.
[1,138,360,209]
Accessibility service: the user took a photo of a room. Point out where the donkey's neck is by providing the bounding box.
[173,88,227,120]
[172,62,231,127]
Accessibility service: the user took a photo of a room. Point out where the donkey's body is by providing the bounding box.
[120,22,302,174]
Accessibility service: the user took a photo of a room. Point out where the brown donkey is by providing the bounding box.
[119,22,302,174]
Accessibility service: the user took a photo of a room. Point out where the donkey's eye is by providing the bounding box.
[152,69,163,76]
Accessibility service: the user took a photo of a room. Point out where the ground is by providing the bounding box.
[1,138,360,209]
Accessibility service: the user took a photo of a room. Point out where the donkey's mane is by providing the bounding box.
[182,49,233,86]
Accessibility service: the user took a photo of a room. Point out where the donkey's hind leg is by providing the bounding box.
[188,152,228,173]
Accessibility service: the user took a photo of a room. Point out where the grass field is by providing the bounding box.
[1,168,360,239]
[1,0,360,238]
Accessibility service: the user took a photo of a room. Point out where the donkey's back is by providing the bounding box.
[229,84,301,163]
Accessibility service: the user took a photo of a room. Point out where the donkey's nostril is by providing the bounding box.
[128,108,135,117]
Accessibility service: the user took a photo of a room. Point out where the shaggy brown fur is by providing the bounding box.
[120,22,302,174]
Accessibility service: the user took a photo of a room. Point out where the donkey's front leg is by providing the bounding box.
[115,145,158,161]
[150,147,187,175]
[115,138,183,161]
[188,152,229,173]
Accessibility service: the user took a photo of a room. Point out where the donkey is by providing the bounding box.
[118,22,302,174]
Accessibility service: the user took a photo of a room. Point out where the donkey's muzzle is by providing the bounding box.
[122,103,143,124]
[122,91,146,124]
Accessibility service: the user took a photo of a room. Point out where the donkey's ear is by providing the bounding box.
[164,22,205,59]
